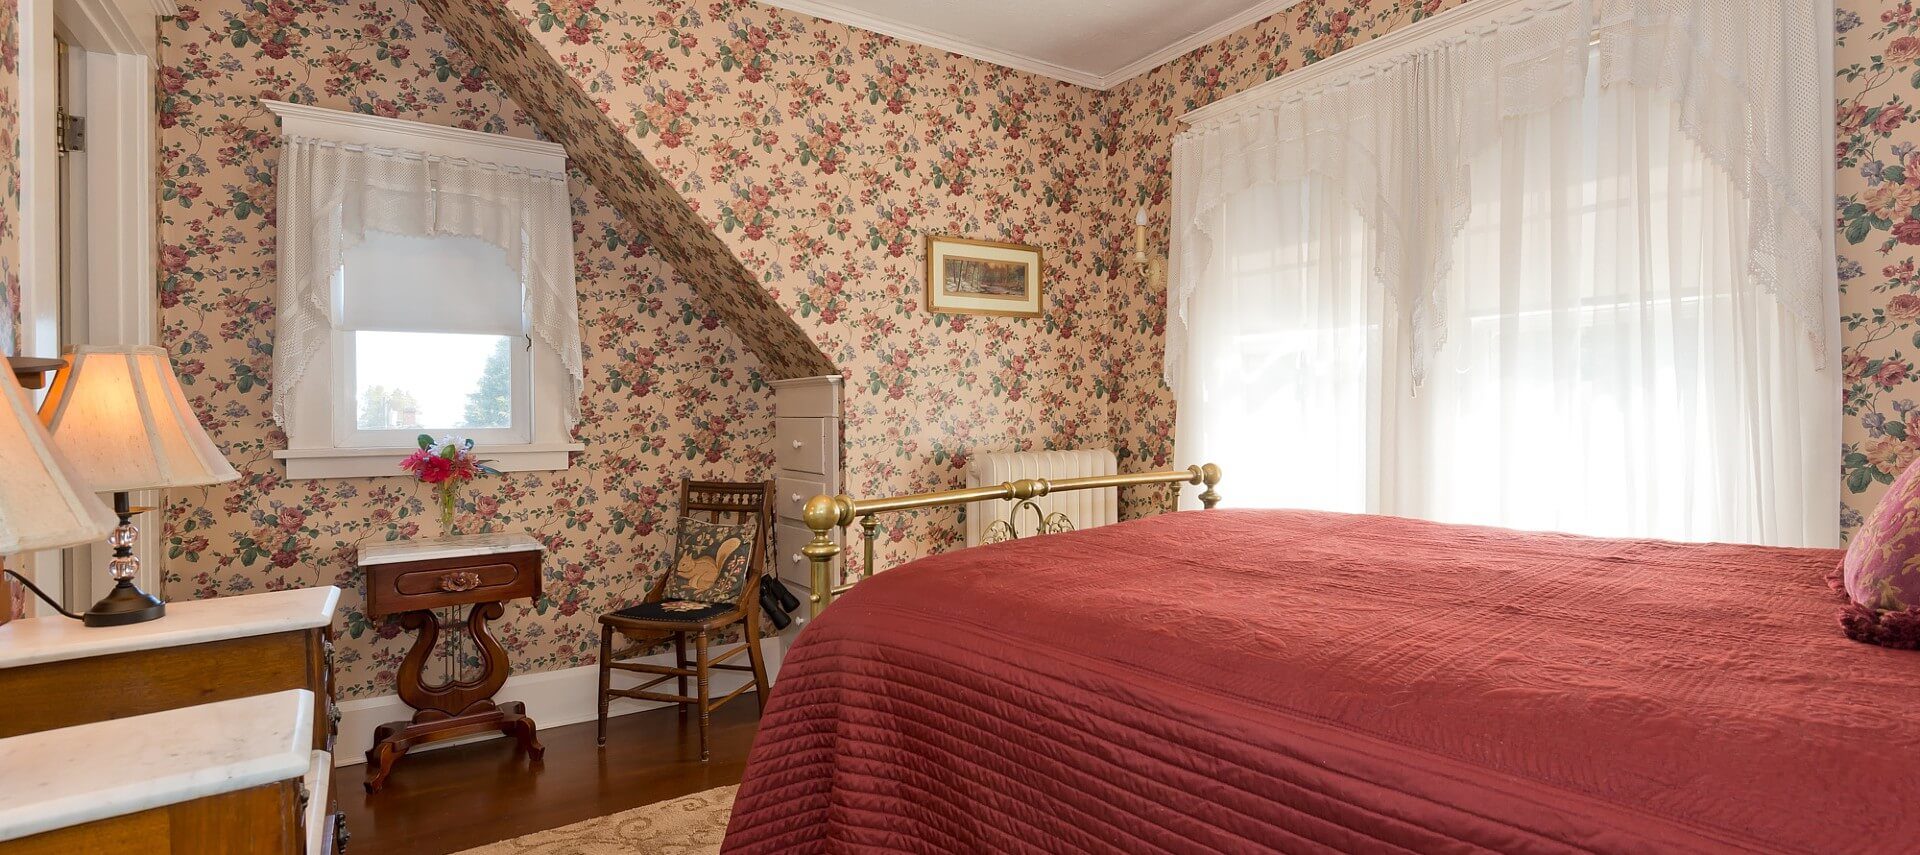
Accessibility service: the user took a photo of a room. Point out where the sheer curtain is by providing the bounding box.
[1174,179,1385,513]
[1414,78,1834,544]
[274,138,583,428]
[1171,0,1837,547]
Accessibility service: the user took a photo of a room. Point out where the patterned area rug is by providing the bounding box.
[452,786,737,855]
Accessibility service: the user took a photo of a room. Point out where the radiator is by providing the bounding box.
[965,448,1119,547]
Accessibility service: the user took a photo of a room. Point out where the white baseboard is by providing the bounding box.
[334,635,788,768]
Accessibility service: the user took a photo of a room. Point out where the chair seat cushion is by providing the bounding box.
[608,599,739,625]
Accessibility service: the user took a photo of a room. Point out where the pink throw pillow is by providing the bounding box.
[1839,458,1920,648]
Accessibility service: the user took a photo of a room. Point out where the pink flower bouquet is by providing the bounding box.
[400,434,500,532]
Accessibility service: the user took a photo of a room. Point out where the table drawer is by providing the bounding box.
[363,550,542,617]
[776,417,833,475]
[777,475,829,521]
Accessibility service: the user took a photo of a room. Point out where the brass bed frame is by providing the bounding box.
[798,463,1223,618]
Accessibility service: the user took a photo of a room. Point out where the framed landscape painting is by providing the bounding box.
[925,236,1044,318]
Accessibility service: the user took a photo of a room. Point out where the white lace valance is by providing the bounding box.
[1168,0,1831,391]
[273,135,584,427]
[1593,0,1833,367]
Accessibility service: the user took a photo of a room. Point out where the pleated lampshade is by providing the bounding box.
[0,372,116,555]
[38,346,240,491]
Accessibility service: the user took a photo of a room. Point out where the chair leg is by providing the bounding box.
[745,614,770,713]
[695,630,712,761]
[675,632,690,723]
[596,624,613,747]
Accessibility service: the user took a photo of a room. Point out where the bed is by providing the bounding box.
[724,489,1920,854]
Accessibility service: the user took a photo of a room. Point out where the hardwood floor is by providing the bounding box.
[340,701,762,855]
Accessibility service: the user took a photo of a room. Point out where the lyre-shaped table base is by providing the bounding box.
[364,602,545,792]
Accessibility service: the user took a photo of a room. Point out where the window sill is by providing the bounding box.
[272,442,585,480]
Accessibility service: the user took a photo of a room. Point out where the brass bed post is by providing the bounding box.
[802,494,851,620]
[860,517,879,592]
[800,464,1222,620]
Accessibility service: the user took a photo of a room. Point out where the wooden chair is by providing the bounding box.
[596,479,774,760]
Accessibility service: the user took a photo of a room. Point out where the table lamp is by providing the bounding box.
[0,365,118,626]
[38,345,240,627]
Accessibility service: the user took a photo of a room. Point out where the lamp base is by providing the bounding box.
[83,580,166,627]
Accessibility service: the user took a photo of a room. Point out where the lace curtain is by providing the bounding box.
[1168,0,1831,390]
[273,137,583,427]
[1168,0,1836,546]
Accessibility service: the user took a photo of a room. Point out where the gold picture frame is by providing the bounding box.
[924,235,1044,318]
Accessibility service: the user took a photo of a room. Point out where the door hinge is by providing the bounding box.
[57,112,85,154]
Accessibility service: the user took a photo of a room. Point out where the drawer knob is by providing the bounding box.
[791,440,805,449]
[438,571,482,592]
[791,553,802,563]
[790,493,803,502]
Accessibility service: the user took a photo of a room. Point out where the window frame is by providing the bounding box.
[264,101,583,480]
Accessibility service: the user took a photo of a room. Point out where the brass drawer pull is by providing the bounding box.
[438,572,482,592]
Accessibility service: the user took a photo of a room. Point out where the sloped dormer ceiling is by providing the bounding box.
[417,0,835,381]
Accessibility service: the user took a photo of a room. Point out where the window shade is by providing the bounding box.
[336,230,526,336]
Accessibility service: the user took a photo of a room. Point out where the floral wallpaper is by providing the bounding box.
[414,0,834,382]
[1837,0,1920,533]
[420,0,1128,573]
[157,0,1910,696]
[157,0,775,698]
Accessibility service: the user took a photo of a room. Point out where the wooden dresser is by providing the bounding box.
[0,587,344,853]
[0,691,321,854]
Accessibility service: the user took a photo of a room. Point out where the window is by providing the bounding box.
[265,101,584,479]
[1169,1,1835,548]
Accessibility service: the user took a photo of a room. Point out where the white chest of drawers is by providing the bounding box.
[770,376,843,621]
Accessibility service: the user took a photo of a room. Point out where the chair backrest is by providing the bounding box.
[649,479,775,608]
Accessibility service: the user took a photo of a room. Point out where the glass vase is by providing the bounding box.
[437,482,458,535]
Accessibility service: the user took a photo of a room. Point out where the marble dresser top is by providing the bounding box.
[0,586,340,670]
[0,689,314,842]
[357,531,546,566]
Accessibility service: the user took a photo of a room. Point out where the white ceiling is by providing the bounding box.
[756,0,1303,90]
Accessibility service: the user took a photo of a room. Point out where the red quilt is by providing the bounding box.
[723,509,1919,854]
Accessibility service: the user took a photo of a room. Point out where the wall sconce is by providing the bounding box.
[1134,207,1166,287]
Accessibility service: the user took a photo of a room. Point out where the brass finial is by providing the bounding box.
[1199,463,1222,509]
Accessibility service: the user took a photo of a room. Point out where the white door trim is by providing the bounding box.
[19,0,169,611]
[18,0,67,603]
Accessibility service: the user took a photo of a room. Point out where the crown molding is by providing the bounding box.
[261,99,567,172]
[1098,0,1303,86]
[755,0,1303,90]
[1180,0,1567,129]
[755,0,1106,88]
